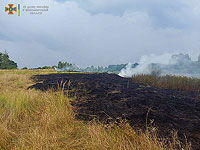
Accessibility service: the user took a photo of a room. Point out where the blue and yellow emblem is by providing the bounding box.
[18,4,20,16]
[5,4,17,15]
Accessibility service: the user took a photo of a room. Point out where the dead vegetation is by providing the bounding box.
[0,70,193,150]
[132,74,200,92]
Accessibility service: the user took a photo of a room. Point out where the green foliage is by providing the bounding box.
[32,66,53,70]
[41,66,52,69]
[0,51,17,69]
[22,67,28,70]
[57,61,73,69]
[83,64,129,73]
[52,65,57,69]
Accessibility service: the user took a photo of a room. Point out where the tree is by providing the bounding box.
[0,53,2,67]
[22,67,28,70]
[0,51,17,69]
[58,61,67,69]
[41,66,52,69]
[57,61,72,69]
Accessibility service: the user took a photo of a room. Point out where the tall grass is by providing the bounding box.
[132,74,200,92]
[0,70,190,149]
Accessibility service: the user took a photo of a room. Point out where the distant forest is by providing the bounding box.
[0,51,132,72]
[52,61,139,73]
[1,51,200,76]
[26,61,133,73]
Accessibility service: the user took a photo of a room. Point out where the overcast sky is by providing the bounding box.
[0,0,200,68]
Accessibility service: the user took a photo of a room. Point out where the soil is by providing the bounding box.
[29,73,200,149]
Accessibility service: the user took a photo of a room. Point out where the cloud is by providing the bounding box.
[56,0,200,28]
[0,0,199,68]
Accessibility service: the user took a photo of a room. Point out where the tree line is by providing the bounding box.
[0,51,17,69]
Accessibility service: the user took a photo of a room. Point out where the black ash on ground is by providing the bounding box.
[29,73,200,149]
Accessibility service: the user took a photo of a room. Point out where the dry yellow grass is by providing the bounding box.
[0,70,190,150]
[132,74,200,92]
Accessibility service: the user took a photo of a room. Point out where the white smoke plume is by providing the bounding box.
[54,64,80,72]
[119,53,200,78]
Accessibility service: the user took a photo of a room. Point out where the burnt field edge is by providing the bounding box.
[29,73,200,149]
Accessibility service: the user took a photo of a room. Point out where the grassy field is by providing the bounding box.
[0,70,190,150]
[132,74,200,92]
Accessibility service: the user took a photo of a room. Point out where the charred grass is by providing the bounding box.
[0,70,191,150]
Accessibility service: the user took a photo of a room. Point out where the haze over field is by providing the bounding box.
[0,0,200,68]
[119,53,200,78]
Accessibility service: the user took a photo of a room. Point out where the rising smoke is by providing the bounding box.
[119,53,200,78]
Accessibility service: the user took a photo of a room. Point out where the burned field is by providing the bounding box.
[30,73,200,149]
